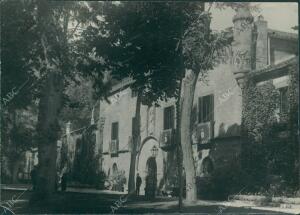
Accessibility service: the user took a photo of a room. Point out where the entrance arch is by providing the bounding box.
[145,157,157,198]
[136,137,163,196]
[112,163,118,175]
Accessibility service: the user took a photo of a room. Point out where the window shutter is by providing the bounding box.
[163,106,175,130]
[111,122,118,140]
[210,94,214,121]
[171,106,174,129]
[163,108,167,129]
[198,97,203,123]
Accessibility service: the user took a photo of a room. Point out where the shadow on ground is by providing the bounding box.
[1,189,290,214]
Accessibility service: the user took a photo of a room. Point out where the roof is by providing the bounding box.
[249,56,298,83]
[108,28,298,92]
[268,29,298,42]
[110,77,134,95]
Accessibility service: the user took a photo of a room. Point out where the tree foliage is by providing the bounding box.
[60,77,96,130]
[79,2,186,105]
[1,0,37,110]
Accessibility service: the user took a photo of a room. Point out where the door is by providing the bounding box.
[145,157,157,198]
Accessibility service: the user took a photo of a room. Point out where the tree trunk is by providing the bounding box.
[128,92,142,193]
[34,1,66,198]
[180,69,198,201]
[176,93,183,210]
[36,71,63,198]
[11,109,19,183]
[11,159,20,183]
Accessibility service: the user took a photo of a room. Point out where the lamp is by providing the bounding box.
[151,145,159,157]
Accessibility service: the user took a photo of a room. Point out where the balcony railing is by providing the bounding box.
[159,129,175,151]
[196,122,212,144]
[110,139,119,156]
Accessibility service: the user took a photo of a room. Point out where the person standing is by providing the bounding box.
[136,173,142,196]
[30,165,38,191]
[61,172,68,191]
[55,171,60,192]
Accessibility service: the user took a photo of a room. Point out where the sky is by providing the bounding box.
[210,2,298,33]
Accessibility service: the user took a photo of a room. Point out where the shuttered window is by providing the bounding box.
[164,106,175,130]
[111,122,119,140]
[198,95,214,123]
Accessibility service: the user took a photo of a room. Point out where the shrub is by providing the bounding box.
[95,171,106,190]
[197,157,248,200]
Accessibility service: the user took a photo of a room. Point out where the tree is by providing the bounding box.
[1,0,39,183]
[33,0,94,198]
[80,2,183,193]
[80,2,234,202]
[178,2,234,201]
[1,0,36,110]
[60,76,96,130]
[178,2,260,201]
[2,0,93,198]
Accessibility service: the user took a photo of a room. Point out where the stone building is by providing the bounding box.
[63,7,298,194]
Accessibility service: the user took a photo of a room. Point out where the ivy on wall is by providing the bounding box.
[240,63,299,194]
[242,80,279,142]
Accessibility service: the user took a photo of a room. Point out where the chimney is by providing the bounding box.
[255,15,268,69]
[232,6,254,89]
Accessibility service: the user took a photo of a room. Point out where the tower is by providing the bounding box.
[232,6,254,89]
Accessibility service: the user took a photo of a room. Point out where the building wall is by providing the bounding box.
[99,86,178,192]
[98,58,244,192]
[97,11,298,192]
[60,7,297,193]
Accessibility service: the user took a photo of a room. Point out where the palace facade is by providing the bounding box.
[63,7,298,194]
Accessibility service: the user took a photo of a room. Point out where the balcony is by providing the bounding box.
[196,122,213,144]
[159,129,176,151]
[195,122,214,150]
[110,139,119,157]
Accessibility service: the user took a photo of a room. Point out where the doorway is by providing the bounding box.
[145,157,157,199]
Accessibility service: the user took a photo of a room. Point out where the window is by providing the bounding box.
[163,106,174,130]
[198,94,214,123]
[111,122,119,140]
[279,87,288,113]
[111,122,119,157]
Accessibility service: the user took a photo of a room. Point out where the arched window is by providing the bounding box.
[112,163,118,175]
[202,157,214,176]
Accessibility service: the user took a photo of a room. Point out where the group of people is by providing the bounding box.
[30,165,68,192]
[135,173,156,199]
